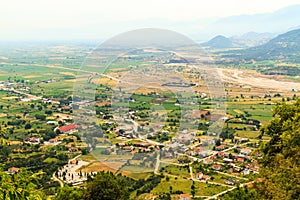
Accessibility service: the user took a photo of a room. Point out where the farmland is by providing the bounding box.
[0,42,299,199]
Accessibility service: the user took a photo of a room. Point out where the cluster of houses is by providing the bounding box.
[171,131,195,145]
[192,144,259,185]
[116,126,135,139]
[185,138,215,157]
[209,146,259,177]
[0,81,16,87]
[42,98,60,105]
[41,96,73,114]
[24,123,78,145]
[34,79,56,84]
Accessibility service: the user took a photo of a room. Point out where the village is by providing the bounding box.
[0,44,285,199]
[0,67,265,199]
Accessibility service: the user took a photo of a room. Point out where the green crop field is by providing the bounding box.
[151,176,229,196]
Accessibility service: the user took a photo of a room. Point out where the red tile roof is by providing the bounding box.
[246,182,254,188]
[180,194,190,198]
[212,164,222,170]
[8,167,20,173]
[70,159,77,164]
[216,145,226,150]
[257,178,263,182]
[59,124,77,133]
[9,167,20,171]
[202,175,210,179]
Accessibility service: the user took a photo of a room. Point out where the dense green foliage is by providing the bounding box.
[0,169,46,200]
[256,99,300,199]
[258,65,300,76]
[55,172,131,200]
[84,172,130,200]
[55,187,84,200]
[55,172,162,200]
[221,186,259,200]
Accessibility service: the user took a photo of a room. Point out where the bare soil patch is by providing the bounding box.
[219,68,300,92]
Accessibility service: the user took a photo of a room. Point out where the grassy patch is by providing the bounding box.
[120,165,153,173]
[235,130,260,139]
[162,165,190,178]
[151,177,228,196]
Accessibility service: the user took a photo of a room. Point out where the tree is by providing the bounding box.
[81,148,88,155]
[255,99,300,199]
[45,110,52,115]
[221,185,259,200]
[169,185,172,193]
[8,129,13,134]
[55,187,84,200]
[215,139,221,146]
[35,114,46,121]
[155,193,171,200]
[84,172,130,200]
[25,123,32,130]
[191,181,196,198]
[0,169,46,200]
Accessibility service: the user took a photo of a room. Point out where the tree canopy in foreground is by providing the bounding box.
[256,99,300,199]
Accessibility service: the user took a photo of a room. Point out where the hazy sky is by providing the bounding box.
[0,0,299,41]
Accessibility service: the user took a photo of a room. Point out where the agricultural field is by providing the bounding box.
[151,176,228,196]
[0,42,300,199]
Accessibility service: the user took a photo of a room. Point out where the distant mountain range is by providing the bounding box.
[5,4,300,42]
[232,32,277,47]
[201,35,235,49]
[201,32,276,49]
[222,28,300,62]
[241,28,300,60]
[208,4,300,37]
